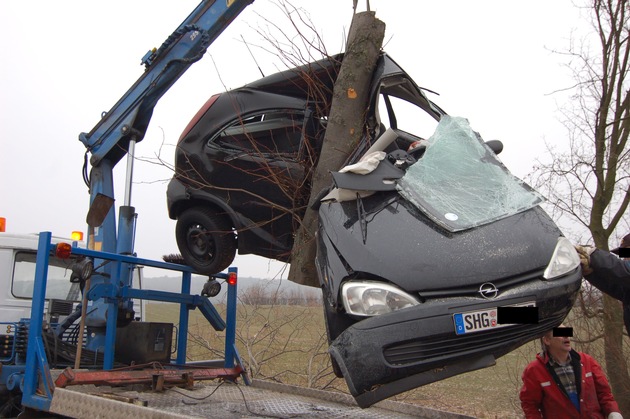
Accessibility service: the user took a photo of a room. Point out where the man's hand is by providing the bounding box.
[575,245,596,276]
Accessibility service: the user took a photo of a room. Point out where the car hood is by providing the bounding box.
[318,195,560,293]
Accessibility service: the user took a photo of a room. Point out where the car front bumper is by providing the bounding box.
[329,270,581,408]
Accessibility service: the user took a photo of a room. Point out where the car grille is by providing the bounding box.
[383,312,564,366]
[417,268,545,300]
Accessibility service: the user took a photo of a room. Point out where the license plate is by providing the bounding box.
[453,302,536,335]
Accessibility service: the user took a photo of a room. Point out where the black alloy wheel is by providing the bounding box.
[175,207,236,274]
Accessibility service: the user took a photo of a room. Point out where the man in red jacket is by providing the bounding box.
[520,326,621,418]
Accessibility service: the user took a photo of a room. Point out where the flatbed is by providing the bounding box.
[49,378,473,419]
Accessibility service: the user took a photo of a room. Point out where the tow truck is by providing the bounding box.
[0,230,456,416]
[1,0,254,415]
[0,222,451,419]
[0,2,467,418]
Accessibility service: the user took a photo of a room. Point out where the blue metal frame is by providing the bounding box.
[22,232,55,411]
[20,232,244,411]
[177,271,192,365]
[224,267,238,368]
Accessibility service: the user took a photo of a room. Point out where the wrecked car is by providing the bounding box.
[167,55,338,273]
[167,53,582,407]
[318,116,582,407]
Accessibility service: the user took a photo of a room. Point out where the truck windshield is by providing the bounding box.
[397,116,543,232]
[12,252,80,301]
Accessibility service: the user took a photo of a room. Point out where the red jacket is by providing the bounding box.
[520,350,620,418]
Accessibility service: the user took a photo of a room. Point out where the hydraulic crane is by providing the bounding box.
[2,1,256,414]
[76,0,253,356]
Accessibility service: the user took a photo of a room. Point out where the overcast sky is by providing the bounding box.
[0,1,586,280]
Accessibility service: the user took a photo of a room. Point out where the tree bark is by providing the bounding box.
[602,295,630,414]
[594,224,630,416]
[288,11,385,287]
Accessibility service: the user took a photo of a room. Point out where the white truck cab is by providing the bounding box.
[0,219,145,415]
[0,231,84,324]
[0,219,143,325]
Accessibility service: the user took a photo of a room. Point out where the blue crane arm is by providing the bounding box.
[79,0,253,168]
[73,1,253,358]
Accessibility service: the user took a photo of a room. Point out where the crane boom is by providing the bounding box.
[76,0,253,362]
[80,0,252,167]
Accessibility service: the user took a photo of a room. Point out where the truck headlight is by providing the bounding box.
[543,237,580,280]
[341,281,419,316]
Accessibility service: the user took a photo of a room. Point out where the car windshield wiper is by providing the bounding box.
[356,193,367,244]
[345,194,400,244]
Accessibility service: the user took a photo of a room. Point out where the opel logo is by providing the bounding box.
[479,282,499,299]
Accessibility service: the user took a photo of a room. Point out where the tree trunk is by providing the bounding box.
[602,294,630,415]
[288,11,385,287]
[593,232,630,416]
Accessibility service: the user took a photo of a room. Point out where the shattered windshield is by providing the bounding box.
[397,116,543,232]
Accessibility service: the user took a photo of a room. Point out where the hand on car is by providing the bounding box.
[575,245,596,276]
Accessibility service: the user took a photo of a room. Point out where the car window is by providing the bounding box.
[214,111,305,156]
[378,95,439,145]
[374,77,441,145]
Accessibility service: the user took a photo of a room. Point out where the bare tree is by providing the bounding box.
[186,289,340,389]
[531,0,629,413]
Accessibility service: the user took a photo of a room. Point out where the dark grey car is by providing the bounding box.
[168,53,582,407]
[317,115,581,406]
[167,55,340,273]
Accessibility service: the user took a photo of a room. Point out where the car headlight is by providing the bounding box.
[543,237,580,280]
[341,281,419,316]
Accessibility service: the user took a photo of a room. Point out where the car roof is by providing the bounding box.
[243,53,342,101]
[241,52,412,102]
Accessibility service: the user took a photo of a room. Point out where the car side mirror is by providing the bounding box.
[485,140,503,155]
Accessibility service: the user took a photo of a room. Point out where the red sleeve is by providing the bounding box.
[588,355,621,415]
[520,363,544,419]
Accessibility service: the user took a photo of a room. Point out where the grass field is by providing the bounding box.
[145,300,627,418]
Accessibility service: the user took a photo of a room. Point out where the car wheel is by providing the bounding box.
[176,207,236,274]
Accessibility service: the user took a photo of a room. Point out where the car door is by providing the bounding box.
[205,108,318,252]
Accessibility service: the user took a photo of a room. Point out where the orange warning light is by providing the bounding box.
[55,242,73,259]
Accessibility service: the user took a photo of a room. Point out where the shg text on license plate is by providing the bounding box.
[453,302,536,335]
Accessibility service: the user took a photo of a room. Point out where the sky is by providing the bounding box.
[0,0,588,280]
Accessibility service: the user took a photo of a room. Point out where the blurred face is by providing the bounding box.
[543,326,572,361]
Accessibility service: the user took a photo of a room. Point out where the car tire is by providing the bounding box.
[175,207,236,274]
